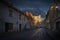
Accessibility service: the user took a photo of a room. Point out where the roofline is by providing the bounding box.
[0,0,29,19]
[0,0,23,13]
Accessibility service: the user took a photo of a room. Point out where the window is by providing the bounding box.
[19,14,21,20]
[9,8,13,17]
[56,6,60,13]
[22,15,24,20]
[56,8,60,14]
[19,14,25,20]
[5,23,13,32]
[56,8,58,13]
[23,16,25,21]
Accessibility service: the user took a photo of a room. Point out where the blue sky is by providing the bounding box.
[6,0,54,18]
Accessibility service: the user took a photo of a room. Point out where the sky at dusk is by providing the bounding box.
[6,0,54,18]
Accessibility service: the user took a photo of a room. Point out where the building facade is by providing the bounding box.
[19,13,31,31]
[45,0,60,32]
[0,0,29,32]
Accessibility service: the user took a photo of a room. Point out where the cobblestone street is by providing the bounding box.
[0,28,54,40]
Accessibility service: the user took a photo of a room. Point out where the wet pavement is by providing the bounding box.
[0,28,54,40]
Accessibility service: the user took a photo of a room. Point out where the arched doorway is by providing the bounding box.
[56,21,60,31]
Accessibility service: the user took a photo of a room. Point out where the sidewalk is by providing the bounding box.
[46,29,60,40]
[45,29,55,40]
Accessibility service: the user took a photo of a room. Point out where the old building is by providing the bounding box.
[45,10,51,30]
[45,0,60,37]
[19,12,31,31]
[0,0,29,32]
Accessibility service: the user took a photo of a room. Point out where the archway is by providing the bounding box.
[56,21,60,31]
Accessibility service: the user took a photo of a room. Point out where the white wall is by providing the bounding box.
[0,2,31,32]
[18,14,31,30]
[0,2,19,32]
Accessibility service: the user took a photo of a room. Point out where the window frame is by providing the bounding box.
[9,8,13,17]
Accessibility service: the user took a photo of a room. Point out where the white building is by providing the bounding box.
[19,13,31,31]
[0,0,29,32]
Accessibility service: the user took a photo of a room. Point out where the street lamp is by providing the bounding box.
[56,6,58,8]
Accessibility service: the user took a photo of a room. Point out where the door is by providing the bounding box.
[19,24,21,31]
[56,21,59,31]
[5,23,13,32]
